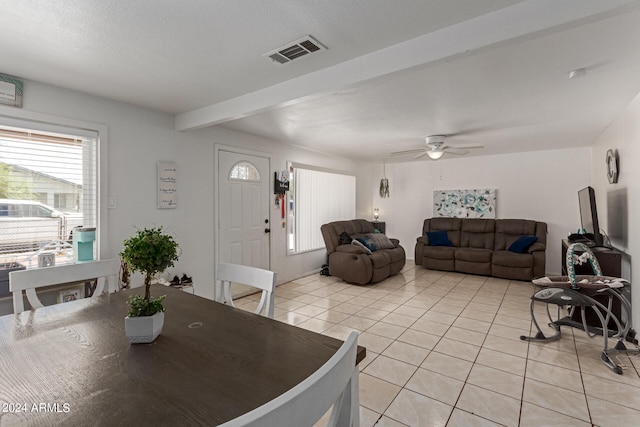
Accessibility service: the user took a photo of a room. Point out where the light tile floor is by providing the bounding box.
[235,265,640,427]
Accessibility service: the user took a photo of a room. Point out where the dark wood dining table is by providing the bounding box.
[0,285,365,426]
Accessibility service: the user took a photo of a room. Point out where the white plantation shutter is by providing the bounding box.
[0,125,98,260]
[292,167,355,253]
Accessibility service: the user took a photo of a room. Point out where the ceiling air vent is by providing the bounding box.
[263,35,326,64]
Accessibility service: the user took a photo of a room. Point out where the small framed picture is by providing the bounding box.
[0,74,23,108]
[58,287,84,303]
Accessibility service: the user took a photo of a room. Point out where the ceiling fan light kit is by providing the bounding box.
[390,134,483,161]
[427,150,444,160]
[425,135,446,145]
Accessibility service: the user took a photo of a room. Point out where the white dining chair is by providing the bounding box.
[219,331,359,427]
[215,262,277,318]
[9,259,120,314]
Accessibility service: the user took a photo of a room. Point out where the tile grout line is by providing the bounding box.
[240,267,640,426]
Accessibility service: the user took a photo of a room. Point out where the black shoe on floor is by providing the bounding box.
[181,274,192,285]
[169,275,181,286]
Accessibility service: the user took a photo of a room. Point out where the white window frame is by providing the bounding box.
[287,162,356,254]
[0,109,108,262]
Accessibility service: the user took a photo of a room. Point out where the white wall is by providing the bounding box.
[0,80,370,299]
[8,78,630,305]
[591,91,640,326]
[373,148,592,276]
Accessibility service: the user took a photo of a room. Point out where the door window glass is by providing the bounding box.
[229,161,261,182]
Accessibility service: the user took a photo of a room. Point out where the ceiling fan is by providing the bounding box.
[391,135,484,160]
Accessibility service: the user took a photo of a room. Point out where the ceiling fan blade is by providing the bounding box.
[390,149,425,156]
[441,144,483,151]
[413,151,430,160]
[444,149,469,155]
[455,145,484,150]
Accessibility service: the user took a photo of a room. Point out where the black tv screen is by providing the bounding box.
[578,186,604,247]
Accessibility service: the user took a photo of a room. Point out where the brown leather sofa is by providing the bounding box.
[415,218,547,281]
[321,219,406,285]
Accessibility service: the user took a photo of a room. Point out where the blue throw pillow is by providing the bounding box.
[426,230,452,247]
[508,235,538,253]
[356,237,377,252]
[351,239,372,254]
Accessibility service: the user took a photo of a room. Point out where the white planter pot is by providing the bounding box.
[125,311,165,344]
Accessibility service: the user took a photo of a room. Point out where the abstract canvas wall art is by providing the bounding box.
[433,189,496,218]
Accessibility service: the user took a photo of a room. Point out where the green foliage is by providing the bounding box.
[120,226,179,316]
[127,294,166,317]
[0,163,9,198]
[0,163,33,199]
[120,226,180,283]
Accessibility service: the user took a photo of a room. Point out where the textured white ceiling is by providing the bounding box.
[1,0,640,161]
[0,0,519,112]
[222,6,640,160]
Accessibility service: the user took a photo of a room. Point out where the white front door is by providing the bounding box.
[218,150,270,297]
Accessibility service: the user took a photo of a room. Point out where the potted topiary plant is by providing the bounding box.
[120,226,180,343]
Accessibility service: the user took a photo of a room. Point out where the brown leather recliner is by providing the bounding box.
[321,219,406,285]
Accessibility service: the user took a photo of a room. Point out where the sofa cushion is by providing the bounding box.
[353,233,396,250]
[456,258,492,276]
[426,230,453,247]
[386,246,406,264]
[351,239,373,254]
[495,219,539,250]
[369,251,391,269]
[455,247,492,263]
[423,245,456,260]
[492,250,534,268]
[335,244,367,254]
[508,235,538,253]
[425,218,461,246]
[366,233,396,250]
[356,237,377,252]
[423,257,455,272]
[460,219,495,249]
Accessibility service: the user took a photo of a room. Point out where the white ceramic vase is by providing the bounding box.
[125,311,165,344]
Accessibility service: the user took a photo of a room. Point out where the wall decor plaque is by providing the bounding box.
[157,161,177,208]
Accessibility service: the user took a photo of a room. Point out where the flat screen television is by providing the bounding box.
[578,186,604,247]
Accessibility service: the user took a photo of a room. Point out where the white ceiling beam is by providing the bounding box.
[175,0,639,131]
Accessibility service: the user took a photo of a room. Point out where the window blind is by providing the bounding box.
[0,124,97,261]
[292,167,355,253]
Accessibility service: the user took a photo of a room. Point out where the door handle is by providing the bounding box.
[265,228,271,233]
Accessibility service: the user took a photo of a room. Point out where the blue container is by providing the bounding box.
[73,227,96,262]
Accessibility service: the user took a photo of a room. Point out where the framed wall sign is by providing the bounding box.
[157,161,177,208]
